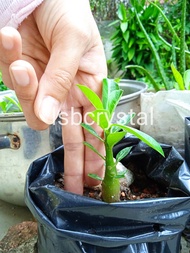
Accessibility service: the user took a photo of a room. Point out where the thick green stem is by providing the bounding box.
[150,2,180,46]
[134,9,170,90]
[102,137,120,203]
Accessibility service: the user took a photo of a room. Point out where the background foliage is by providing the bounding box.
[108,0,190,89]
[1,0,189,91]
[0,72,8,91]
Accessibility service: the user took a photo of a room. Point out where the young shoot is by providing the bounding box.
[77,78,164,203]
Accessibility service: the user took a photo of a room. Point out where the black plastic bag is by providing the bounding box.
[183,117,190,245]
[185,117,190,168]
[25,137,190,253]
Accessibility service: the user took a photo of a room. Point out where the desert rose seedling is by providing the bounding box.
[77,78,164,203]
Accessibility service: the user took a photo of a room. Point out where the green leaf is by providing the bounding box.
[117,3,127,21]
[127,47,135,61]
[120,22,128,33]
[83,141,105,160]
[116,147,132,163]
[131,21,136,31]
[136,31,145,39]
[108,90,123,116]
[136,53,143,64]
[6,102,13,112]
[143,4,157,20]
[108,20,119,27]
[115,171,126,179]
[4,96,22,112]
[171,63,185,90]
[0,100,7,113]
[111,46,122,58]
[125,65,160,91]
[184,69,190,90]
[102,78,123,116]
[128,37,135,48]
[122,40,128,53]
[88,173,103,181]
[111,113,136,133]
[89,109,110,130]
[107,131,126,148]
[112,124,165,157]
[123,30,130,43]
[81,123,104,142]
[77,84,104,109]
[130,0,145,13]
[0,95,22,113]
[110,29,120,41]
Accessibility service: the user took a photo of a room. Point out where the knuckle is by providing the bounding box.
[50,69,73,93]
[77,29,90,42]
[15,89,35,102]
[64,142,83,151]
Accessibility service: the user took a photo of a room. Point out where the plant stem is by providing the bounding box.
[126,65,160,91]
[150,2,180,46]
[134,9,170,90]
[102,134,120,203]
[155,28,190,56]
[179,0,187,76]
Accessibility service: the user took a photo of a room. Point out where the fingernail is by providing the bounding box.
[39,96,60,124]
[10,66,30,86]
[1,28,14,50]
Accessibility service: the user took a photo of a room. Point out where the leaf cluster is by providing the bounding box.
[0,71,8,91]
[110,0,190,91]
[0,94,22,113]
[77,78,164,202]
[110,1,163,81]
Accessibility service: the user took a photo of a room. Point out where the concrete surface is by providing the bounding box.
[0,199,33,240]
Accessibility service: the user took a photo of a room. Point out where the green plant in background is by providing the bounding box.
[162,0,190,56]
[0,71,22,112]
[124,0,189,91]
[171,63,190,90]
[110,1,165,82]
[0,71,8,91]
[90,0,128,21]
[0,94,22,113]
[110,0,190,91]
[77,78,164,203]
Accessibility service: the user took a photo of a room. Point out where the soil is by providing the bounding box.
[0,221,37,253]
[55,170,167,201]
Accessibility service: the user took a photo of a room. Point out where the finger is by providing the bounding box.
[33,0,89,125]
[9,60,48,130]
[34,38,82,125]
[83,107,105,186]
[61,107,84,195]
[0,27,22,89]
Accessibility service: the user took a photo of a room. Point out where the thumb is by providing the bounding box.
[34,43,81,125]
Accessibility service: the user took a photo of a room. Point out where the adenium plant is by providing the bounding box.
[77,78,164,203]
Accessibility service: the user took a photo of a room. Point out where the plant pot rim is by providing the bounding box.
[118,79,147,104]
[0,112,25,122]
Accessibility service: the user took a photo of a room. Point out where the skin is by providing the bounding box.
[0,0,107,195]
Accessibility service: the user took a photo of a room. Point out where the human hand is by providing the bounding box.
[0,0,107,194]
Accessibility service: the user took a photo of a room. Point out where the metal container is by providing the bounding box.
[113,79,147,127]
[0,112,52,206]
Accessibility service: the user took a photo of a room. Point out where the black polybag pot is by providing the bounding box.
[185,117,190,168]
[25,137,190,253]
[184,117,190,245]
